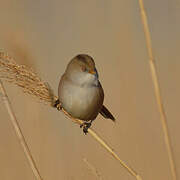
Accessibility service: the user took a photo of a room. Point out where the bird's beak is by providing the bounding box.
[89,70,96,75]
[89,68,99,79]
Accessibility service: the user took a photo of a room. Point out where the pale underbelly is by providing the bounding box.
[59,84,102,120]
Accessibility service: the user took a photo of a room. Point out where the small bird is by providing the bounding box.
[55,54,115,134]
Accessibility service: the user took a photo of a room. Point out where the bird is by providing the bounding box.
[54,54,115,134]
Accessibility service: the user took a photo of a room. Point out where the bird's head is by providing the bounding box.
[65,54,99,86]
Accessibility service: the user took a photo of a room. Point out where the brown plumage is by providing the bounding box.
[58,54,115,133]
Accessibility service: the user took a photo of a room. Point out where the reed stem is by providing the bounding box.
[0,81,43,180]
[138,1,177,179]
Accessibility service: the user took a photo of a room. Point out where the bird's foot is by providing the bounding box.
[80,121,92,135]
[53,99,62,111]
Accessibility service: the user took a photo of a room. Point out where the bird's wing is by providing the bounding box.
[98,81,115,121]
[100,105,115,121]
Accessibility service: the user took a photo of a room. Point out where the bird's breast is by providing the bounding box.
[58,79,103,120]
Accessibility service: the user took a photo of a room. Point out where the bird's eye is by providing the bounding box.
[82,66,87,72]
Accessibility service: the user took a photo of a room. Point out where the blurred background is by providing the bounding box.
[0,0,180,179]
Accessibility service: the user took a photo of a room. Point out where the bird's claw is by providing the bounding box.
[53,99,62,111]
[80,121,92,135]
[53,99,92,134]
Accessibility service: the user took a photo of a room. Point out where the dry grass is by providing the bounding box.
[0,51,54,104]
[0,52,142,180]
[138,0,177,180]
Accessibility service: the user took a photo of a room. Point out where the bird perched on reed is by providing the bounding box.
[54,54,115,134]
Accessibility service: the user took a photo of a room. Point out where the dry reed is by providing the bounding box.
[138,0,177,180]
[0,80,43,180]
[0,51,142,180]
[0,52,54,104]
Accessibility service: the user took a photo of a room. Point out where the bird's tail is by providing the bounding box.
[100,105,115,121]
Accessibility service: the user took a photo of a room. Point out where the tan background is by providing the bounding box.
[0,0,180,179]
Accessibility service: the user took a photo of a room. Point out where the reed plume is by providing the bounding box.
[0,51,55,104]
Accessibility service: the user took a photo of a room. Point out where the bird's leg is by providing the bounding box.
[53,99,91,134]
[53,99,62,111]
[80,120,93,135]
